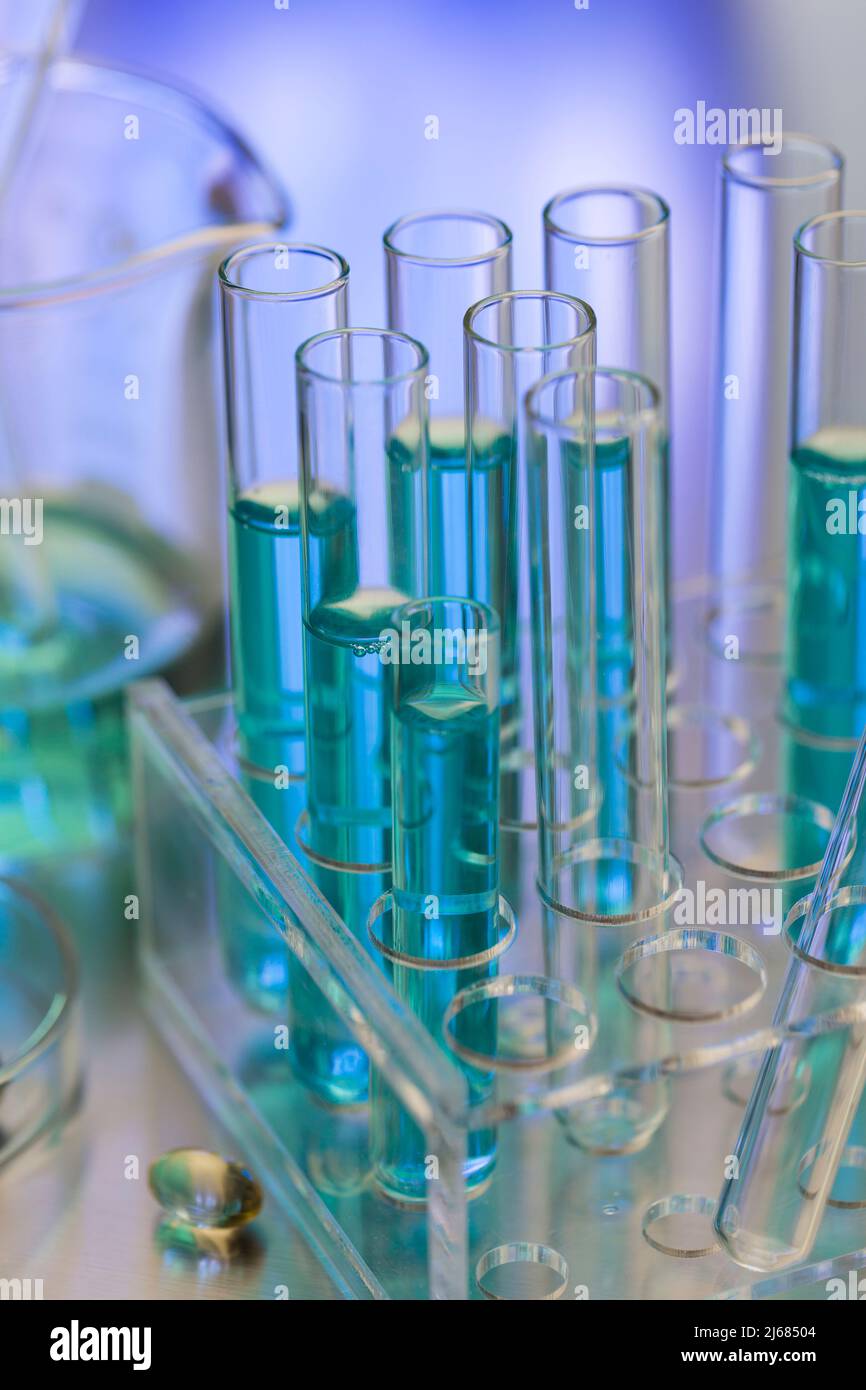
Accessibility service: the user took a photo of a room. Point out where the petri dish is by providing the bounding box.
[0,875,81,1168]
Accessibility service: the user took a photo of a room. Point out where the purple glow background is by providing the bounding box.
[77,0,866,583]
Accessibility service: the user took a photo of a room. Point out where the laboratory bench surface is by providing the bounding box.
[3,851,339,1302]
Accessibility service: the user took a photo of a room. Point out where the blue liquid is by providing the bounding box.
[594,435,637,909]
[0,495,202,861]
[466,421,520,731]
[224,481,305,1012]
[372,680,499,1202]
[785,427,866,742]
[433,419,516,720]
[297,477,412,1104]
[561,434,637,914]
[224,480,361,1022]
[304,588,407,857]
[228,482,305,772]
[428,417,472,600]
[299,595,405,1105]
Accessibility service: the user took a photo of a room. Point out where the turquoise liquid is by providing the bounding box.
[433,417,517,715]
[594,435,637,908]
[224,481,304,1013]
[228,481,305,772]
[297,472,419,1104]
[304,587,408,859]
[224,480,359,1022]
[300,592,404,1105]
[467,422,520,737]
[557,434,636,914]
[428,417,472,600]
[372,679,500,1202]
[0,494,202,862]
[785,427,866,742]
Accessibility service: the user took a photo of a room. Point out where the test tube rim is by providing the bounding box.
[699,792,835,883]
[463,289,596,356]
[525,363,660,440]
[615,927,769,1025]
[722,131,843,193]
[538,839,685,927]
[783,890,866,978]
[218,241,350,302]
[641,1194,721,1260]
[475,1243,569,1300]
[794,208,866,269]
[442,973,598,1075]
[393,593,500,635]
[797,1143,866,1209]
[542,184,669,248]
[383,208,513,268]
[366,891,516,972]
[295,325,429,388]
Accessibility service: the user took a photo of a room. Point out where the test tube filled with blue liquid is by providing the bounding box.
[219,243,349,1013]
[370,596,502,1202]
[785,211,866,749]
[384,210,512,600]
[295,327,429,1104]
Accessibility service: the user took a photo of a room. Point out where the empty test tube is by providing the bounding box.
[294,327,429,1104]
[464,291,595,829]
[543,188,671,654]
[370,597,502,1202]
[384,210,512,597]
[715,724,866,1271]
[543,188,670,413]
[711,136,842,646]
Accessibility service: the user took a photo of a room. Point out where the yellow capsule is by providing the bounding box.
[148,1148,262,1229]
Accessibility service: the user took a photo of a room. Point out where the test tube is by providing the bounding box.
[384,210,512,597]
[525,366,681,923]
[370,596,503,1203]
[218,244,349,1015]
[219,242,349,777]
[543,188,671,656]
[464,291,596,829]
[294,327,429,1104]
[715,725,866,1271]
[526,366,680,1153]
[784,210,866,746]
[710,136,842,653]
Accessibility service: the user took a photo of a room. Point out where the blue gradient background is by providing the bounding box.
[76,0,866,581]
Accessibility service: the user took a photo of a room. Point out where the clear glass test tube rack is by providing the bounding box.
[132,679,866,1300]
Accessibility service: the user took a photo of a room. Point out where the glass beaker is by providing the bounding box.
[0,56,285,865]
